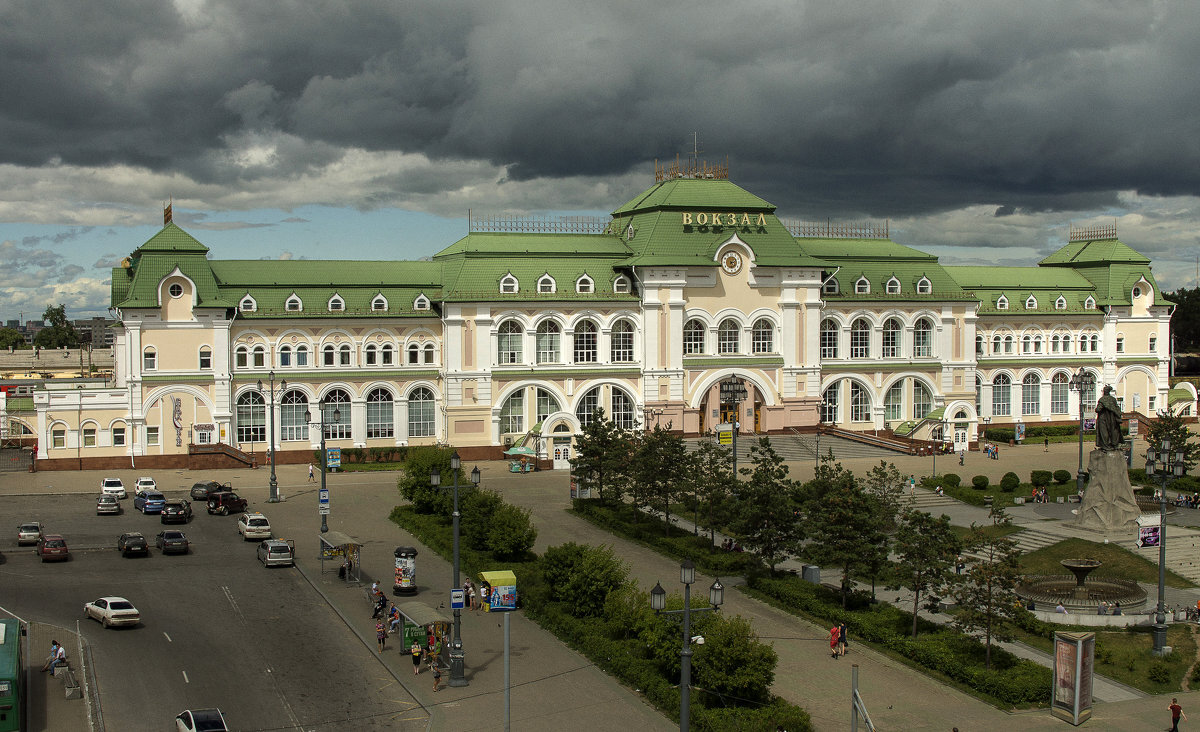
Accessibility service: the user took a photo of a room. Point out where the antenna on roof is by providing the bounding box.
[689,132,701,165]
[163,197,173,225]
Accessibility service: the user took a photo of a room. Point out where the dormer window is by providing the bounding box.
[413,294,430,311]
[1132,286,1142,299]
[239,294,257,312]
[500,274,519,294]
[916,277,932,295]
[1025,295,1037,310]
[576,275,594,294]
[822,277,840,295]
[1084,296,1096,310]
[1055,296,1067,311]
[996,295,1009,310]
[371,294,388,311]
[537,274,556,294]
[885,277,901,295]
[285,294,303,312]
[854,277,870,295]
[613,275,630,294]
[328,295,345,312]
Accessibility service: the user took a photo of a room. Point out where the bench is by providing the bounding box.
[53,663,81,699]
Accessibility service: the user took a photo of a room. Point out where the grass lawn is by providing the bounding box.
[1019,538,1196,589]
[940,481,1080,509]
[336,462,404,472]
[950,523,1023,541]
[1010,623,1197,694]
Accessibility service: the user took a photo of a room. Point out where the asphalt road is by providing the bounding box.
[2,490,427,732]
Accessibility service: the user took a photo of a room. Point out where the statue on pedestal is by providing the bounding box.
[1095,385,1123,452]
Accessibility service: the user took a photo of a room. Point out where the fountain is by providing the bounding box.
[1015,558,1147,614]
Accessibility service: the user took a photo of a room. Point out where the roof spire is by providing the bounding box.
[164,197,173,225]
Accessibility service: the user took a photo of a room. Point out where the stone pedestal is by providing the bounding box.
[1074,449,1141,532]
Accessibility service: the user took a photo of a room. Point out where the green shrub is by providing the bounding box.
[1000,472,1020,492]
[1053,470,1072,485]
[486,503,538,559]
[972,475,989,491]
[1149,659,1171,684]
[943,473,962,488]
[1030,470,1052,488]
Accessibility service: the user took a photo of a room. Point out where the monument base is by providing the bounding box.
[1074,449,1141,533]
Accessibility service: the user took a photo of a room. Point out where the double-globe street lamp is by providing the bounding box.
[650,559,724,732]
[256,371,286,503]
[304,399,340,534]
[1145,439,1185,656]
[1070,368,1097,496]
[431,452,480,688]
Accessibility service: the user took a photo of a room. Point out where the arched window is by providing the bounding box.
[322,389,352,440]
[752,319,774,354]
[408,387,435,437]
[285,294,302,311]
[280,391,309,441]
[996,295,1008,310]
[992,374,1011,416]
[992,335,1002,354]
[913,381,932,418]
[235,345,249,368]
[199,347,212,370]
[366,388,393,438]
[613,276,630,294]
[823,277,840,295]
[717,319,740,354]
[280,345,293,367]
[536,388,561,422]
[1022,373,1041,416]
[500,391,524,434]
[883,318,901,358]
[576,275,594,294]
[498,321,523,364]
[328,295,344,312]
[372,294,388,311]
[611,320,634,362]
[1084,296,1096,310]
[850,319,871,359]
[611,388,635,429]
[338,344,351,366]
[886,277,901,295]
[235,391,265,444]
[1055,296,1067,310]
[1034,335,1043,353]
[573,319,598,363]
[364,344,378,366]
[884,382,904,421]
[1090,334,1100,352]
[240,294,257,312]
[295,345,309,367]
[916,277,932,295]
[976,376,982,413]
[536,321,561,363]
[252,345,266,368]
[1004,335,1014,354]
[381,343,394,366]
[850,382,871,421]
[975,334,984,356]
[575,388,600,428]
[414,294,430,311]
[408,344,420,364]
[323,344,336,366]
[424,344,435,364]
[1021,335,1032,354]
[500,274,519,294]
[1025,295,1037,310]
[1051,373,1069,414]
[820,319,839,359]
[855,277,870,294]
[143,347,157,371]
[537,274,556,294]
[913,318,933,358]
[683,319,706,355]
[1050,335,1060,353]
[821,383,839,423]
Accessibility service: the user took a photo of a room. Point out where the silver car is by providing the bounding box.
[100,477,126,499]
[257,539,295,567]
[96,494,121,515]
[17,522,43,545]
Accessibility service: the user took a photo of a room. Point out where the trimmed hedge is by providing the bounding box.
[1053,470,1072,485]
[972,475,989,491]
[943,473,962,488]
[1030,471,1052,488]
[1000,472,1020,492]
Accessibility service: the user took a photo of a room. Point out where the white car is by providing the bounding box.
[100,477,126,499]
[83,596,140,628]
[17,522,43,545]
[135,477,157,493]
[176,708,229,732]
[237,513,271,540]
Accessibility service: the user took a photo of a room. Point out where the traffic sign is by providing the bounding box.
[319,489,329,504]
[318,505,331,515]
[450,589,465,609]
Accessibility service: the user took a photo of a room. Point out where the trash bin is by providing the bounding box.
[801,565,821,584]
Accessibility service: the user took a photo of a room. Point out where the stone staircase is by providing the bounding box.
[686,433,900,463]
[961,525,1063,563]
[1117,522,1200,584]
[903,488,960,511]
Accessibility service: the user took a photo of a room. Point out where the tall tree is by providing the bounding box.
[952,508,1024,669]
[890,508,962,638]
[629,423,689,534]
[0,328,24,350]
[728,439,801,573]
[33,304,79,349]
[570,408,631,504]
[803,463,890,607]
[1167,287,1200,352]
[861,460,906,531]
[1145,410,1198,474]
[692,436,735,545]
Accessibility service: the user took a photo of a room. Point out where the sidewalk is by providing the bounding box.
[23,620,91,732]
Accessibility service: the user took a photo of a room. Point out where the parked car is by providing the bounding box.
[84,596,140,628]
[133,490,166,514]
[17,522,43,545]
[134,477,157,493]
[175,708,229,732]
[117,532,150,556]
[96,494,122,515]
[36,534,69,562]
[206,492,247,516]
[155,530,189,554]
[237,512,271,540]
[190,480,231,501]
[161,499,193,524]
[257,539,295,567]
[100,477,127,499]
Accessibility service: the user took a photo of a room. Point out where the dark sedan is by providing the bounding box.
[155,530,189,554]
[160,499,193,524]
[118,532,150,557]
[190,480,231,501]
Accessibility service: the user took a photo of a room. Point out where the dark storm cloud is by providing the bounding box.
[3,0,1199,217]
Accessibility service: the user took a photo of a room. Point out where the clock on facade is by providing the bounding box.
[721,251,743,275]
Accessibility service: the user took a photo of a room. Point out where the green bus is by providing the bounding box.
[0,619,22,732]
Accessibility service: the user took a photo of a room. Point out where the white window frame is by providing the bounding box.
[1055,296,1067,310]
[822,277,840,295]
[1084,296,1096,309]
[855,276,870,295]
[372,295,388,311]
[328,295,345,312]
[538,274,556,294]
[285,294,303,312]
[885,277,901,295]
[500,274,519,294]
[612,276,630,294]
[240,294,257,312]
[1025,295,1037,310]
[414,294,430,311]
[576,275,594,294]
[997,295,1008,310]
[916,277,932,295]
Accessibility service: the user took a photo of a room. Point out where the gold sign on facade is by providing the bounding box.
[682,212,767,227]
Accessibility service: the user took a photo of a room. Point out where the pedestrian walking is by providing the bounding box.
[1044,437,1049,452]
[829,625,841,658]
[411,642,423,675]
[464,578,474,611]
[1170,698,1187,732]
[308,463,316,482]
[376,620,387,652]
[837,621,848,656]
[432,662,443,692]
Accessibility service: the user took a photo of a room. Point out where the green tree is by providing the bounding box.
[728,439,801,572]
[33,304,79,349]
[861,460,906,531]
[541,543,629,618]
[692,436,735,545]
[397,446,455,515]
[0,328,24,350]
[890,508,962,638]
[1145,410,1199,474]
[952,508,1024,669]
[1167,287,1200,352]
[485,503,538,559]
[461,488,503,550]
[629,424,689,535]
[691,613,778,704]
[803,464,890,607]
[569,408,631,503]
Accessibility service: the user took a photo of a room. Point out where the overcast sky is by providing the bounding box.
[3,0,1199,322]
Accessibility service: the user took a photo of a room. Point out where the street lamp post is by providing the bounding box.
[1070,368,1097,496]
[431,453,480,688]
[650,559,724,732]
[305,400,340,533]
[1145,440,1184,655]
[257,371,286,503]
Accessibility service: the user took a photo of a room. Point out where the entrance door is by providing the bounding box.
[953,428,968,452]
[553,438,572,471]
[720,403,738,429]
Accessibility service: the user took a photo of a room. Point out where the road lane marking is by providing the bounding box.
[221,585,247,625]
[182,670,189,683]
[163,632,172,642]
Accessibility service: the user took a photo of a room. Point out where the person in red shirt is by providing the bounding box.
[829,626,841,658]
[1170,698,1187,732]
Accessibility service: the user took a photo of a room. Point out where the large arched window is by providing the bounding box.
[883,318,901,358]
[850,382,871,422]
[820,319,839,359]
[992,374,1012,416]
[366,388,394,438]
[1051,373,1069,414]
[717,319,740,354]
[1022,374,1041,416]
[408,387,436,437]
[236,391,265,444]
[498,321,523,364]
[536,388,562,423]
[573,319,598,363]
[611,388,635,430]
[913,318,933,358]
[913,382,932,418]
[323,389,352,439]
[821,383,839,423]
[611,319,634,362]
[536,321,561,363]
[683,319,706,355]
[500,391,524,434]
[850,319,871,359]
[884,382,904,421]
[280,391,309,441]
[575,389,600,428]
[751,319,774,354]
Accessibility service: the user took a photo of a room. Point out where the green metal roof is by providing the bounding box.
[1169,388,1194,406]
[946,266,1100,314]
[1039,238,1151,266]
[612,178,775,215]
